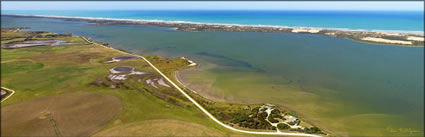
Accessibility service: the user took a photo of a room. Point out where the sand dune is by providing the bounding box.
[361,37,412,45]
[407,36,424,41]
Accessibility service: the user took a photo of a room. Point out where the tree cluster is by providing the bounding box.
[277,123,290,130]
[229,107,274,130]
[268,109,285,123]
[287,119,301,126]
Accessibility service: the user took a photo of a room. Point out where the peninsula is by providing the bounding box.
[4,14,424,47]
[1,28,328,136]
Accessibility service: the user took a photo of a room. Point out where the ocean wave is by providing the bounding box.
[2,13,424,34]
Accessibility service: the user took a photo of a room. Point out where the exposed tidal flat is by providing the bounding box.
[2,15,423,136]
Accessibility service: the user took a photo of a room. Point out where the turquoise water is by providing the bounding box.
[2,10,424,32]
[1,15,424,136]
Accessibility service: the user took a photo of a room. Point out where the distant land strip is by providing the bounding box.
[3,14,424,47]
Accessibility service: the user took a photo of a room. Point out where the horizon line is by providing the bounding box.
[2,9,424,11]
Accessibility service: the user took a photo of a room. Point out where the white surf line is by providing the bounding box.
[82,36,321,137]
[1,87,16,103]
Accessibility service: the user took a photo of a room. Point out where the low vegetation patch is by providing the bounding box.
[1,60,44,74]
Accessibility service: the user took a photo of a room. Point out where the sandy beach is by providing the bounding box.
[407,36,425,41]
[360,37,413,45]
[3,14,424,46]
[292,28,321,33]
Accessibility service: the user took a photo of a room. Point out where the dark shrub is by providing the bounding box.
[268,116,279,123]
[277,123,290,130]
[288,121,296,126]
[305,126,323,134]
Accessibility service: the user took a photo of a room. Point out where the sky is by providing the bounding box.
[1,1,424,11]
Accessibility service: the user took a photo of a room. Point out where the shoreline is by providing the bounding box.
[174,70,197,94]
[3,14,424,46]
[2,14,423,34]
[174,67,336,136]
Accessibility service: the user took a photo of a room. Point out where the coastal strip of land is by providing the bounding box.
[3,14,424,47]
[80,36,322,137]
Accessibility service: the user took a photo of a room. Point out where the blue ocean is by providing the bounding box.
[2,10,424,32]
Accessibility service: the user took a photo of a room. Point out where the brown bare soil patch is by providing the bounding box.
[1,92,123,137]
[94,119,225,136]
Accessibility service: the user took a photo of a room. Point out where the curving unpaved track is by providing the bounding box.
[1,87,16,103]
[82,37,322,137]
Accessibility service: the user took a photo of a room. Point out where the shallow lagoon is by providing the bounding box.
[2,16,423,136]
